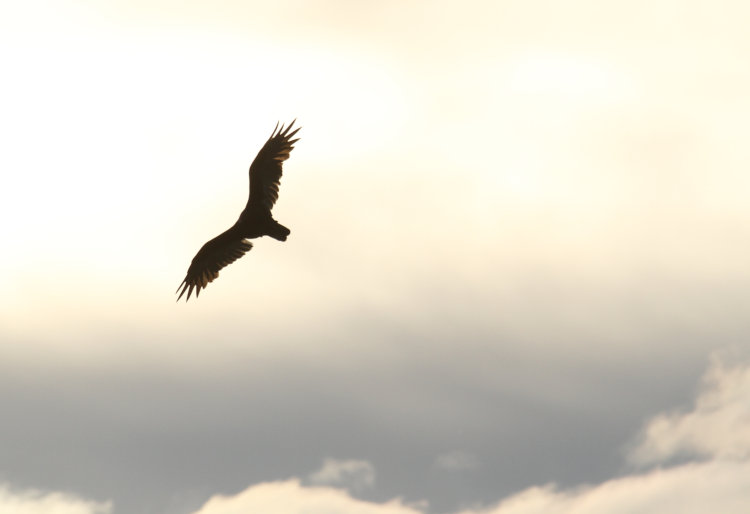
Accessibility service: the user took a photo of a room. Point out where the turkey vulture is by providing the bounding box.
[176,120,300,301]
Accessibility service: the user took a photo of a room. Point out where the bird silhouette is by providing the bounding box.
[177,120,300,301]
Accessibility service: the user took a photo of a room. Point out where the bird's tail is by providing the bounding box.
[266,220,291,241]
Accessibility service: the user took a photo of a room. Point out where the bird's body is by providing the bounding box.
[177,121,300,301]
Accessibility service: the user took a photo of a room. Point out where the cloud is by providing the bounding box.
[4,2,750,513]
[434,451,480,471]
[191,357,750,514]
[191,479,422,514]
[307,458,376,491]
[629,355,750,464]
[194,462,750,514]
[0,484,111,514]
[455,356,750,514]
[455,461,750,514]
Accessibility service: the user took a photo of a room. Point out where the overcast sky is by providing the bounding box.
[2,1,750,513]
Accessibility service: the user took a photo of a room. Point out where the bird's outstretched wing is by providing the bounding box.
[176,226,253,302]
[247,120,301,213]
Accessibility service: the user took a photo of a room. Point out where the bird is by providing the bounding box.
[176,120,300,302]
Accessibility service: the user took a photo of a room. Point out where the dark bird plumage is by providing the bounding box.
[176,121,300,301]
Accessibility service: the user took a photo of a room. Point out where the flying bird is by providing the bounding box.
[177,120,301,301]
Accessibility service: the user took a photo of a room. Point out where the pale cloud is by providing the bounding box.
[191,479,422,514]
[455,461,750,514]
[307,458,376,491]
[3,0,750,365]
[629,356,750,464]
[0,484,111,514]
[434,451,480,471]
[193,462,750,514]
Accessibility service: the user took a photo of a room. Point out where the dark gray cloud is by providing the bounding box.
[0,286,738,514]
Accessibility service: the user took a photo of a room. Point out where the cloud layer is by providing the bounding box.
[3,1,750,514]
[459,461,750,514]
[630,355,750,464]
[192,480,420,514]
[189,357,750,514]
[0,485,111,514]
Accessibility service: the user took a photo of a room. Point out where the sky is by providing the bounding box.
[2,0,750,513]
